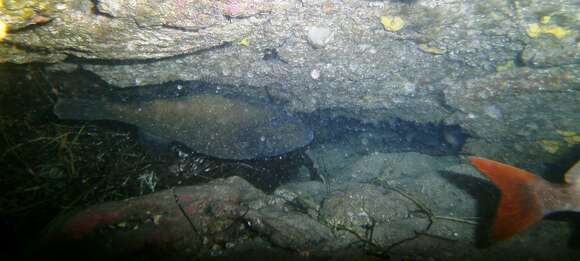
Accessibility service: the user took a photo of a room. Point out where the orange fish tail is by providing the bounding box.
[468,157,545,240]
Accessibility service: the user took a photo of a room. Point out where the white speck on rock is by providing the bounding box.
[306,26,333,49]
[310,69,321,80]
[55,3,67,10]
[368,2,384,8]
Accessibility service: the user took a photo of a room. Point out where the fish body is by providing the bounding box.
[469,157,580,241]
[54,94,313,160]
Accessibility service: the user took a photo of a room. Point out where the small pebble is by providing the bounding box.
[306,26,333,49]
[310,69,321,80]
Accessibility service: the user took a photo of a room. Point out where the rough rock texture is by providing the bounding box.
[38,152,580,260]
[1,0,280,61]
[1,0,579,164]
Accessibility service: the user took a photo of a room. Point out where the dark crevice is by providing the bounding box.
[160,24,204,33]
[5,41,93,58]
[1,40,65,57]
[63,41,233,66]
[47,67,470,157]
[305,111,470,156]
[433,89,459,113]
[89,0,115,18]
[542,145,580,183]
[224,10,272,23]
[514,49,526,67]
[7,19,54,33]
[8,32,232,65]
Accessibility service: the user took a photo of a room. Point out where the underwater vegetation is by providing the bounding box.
[0,65,159,254]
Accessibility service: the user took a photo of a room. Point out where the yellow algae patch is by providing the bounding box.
[540,16,551,25]
[542,26,571,39]
[153,214,162,225]
[418,44,445,55]
[0,20,7,42]
[526,23,541,38]
[557,130,580,145]
[539,140,560,154]
[380,16,405,32]
[563,136,580,145]
[526,18,573,39]
[239,37,250,47]
[556,130,576,137]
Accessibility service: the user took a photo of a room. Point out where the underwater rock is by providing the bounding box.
[245,206,335,251]
[34,176,267,259]
[0,0,277,62]
[320,182,429,247]
[27,151,580,260]
[443,64,580,163]
[521,38,580,67]
[306,26,333,49]
[54,93,313,160]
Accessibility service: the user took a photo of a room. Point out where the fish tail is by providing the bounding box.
[53,97,110,121]
[468,156,546,241]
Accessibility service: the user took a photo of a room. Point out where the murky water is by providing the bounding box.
[2,61,578,260]
[1,0,580,257]
[0,65,429,247]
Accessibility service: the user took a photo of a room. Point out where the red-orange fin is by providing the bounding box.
[468,156,545,241]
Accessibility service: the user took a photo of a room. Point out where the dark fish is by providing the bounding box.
[54,94,313,160]
[469,157,580,241]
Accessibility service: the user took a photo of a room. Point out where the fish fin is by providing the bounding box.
[138,130,172,155]
[468,156,545,241]
[54,97,109,121]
